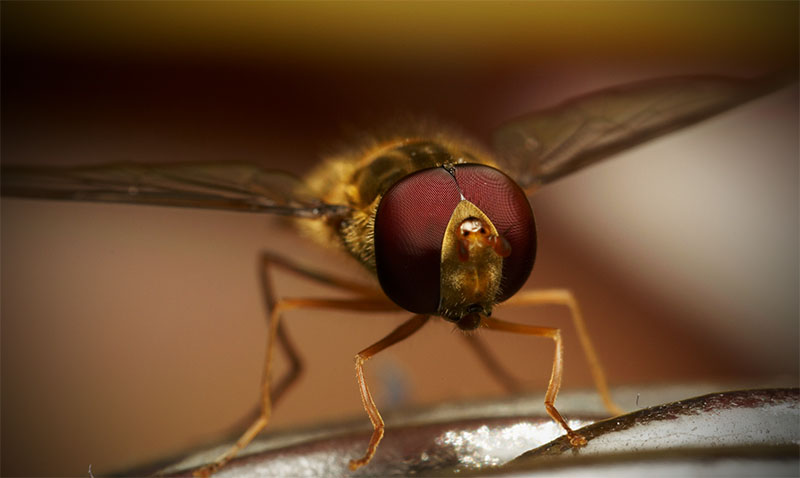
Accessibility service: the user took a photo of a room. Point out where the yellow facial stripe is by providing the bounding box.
[438,200,503,319]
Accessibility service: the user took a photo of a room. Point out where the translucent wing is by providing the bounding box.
[1,161,351,219]
[493,74,796,191]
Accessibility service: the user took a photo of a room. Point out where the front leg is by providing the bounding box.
[348,314,430,470]
[483,317,587,447]
[192,294,399,477]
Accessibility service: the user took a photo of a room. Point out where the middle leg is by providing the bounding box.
[461,333,525,393]
[503,289,624,415]
[258,251,385,406]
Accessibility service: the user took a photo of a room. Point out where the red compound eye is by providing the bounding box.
[374,164,536,313]
[453,164,536,302]
[374,167,461,313]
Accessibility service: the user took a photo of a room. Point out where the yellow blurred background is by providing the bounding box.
[1,2,797,476]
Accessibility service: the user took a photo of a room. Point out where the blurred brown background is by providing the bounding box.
[1,2,797,476]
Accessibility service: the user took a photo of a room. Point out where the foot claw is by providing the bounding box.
[348,459,365,471]
[568,432,588,447]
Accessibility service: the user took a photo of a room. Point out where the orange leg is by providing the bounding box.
[192,280,398,477]
[504,289,624,416]
[348,314,430,470]
[483,317,587,447]
[258,252,383,406]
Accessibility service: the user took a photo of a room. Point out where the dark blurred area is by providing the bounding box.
[3,2,797,173]
[1,2,797,477]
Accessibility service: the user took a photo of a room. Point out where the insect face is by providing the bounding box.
[373,163,536,327]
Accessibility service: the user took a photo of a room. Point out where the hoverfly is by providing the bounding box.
[1,74,791,476]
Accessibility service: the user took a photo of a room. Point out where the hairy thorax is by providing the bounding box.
[294,128,497,276]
